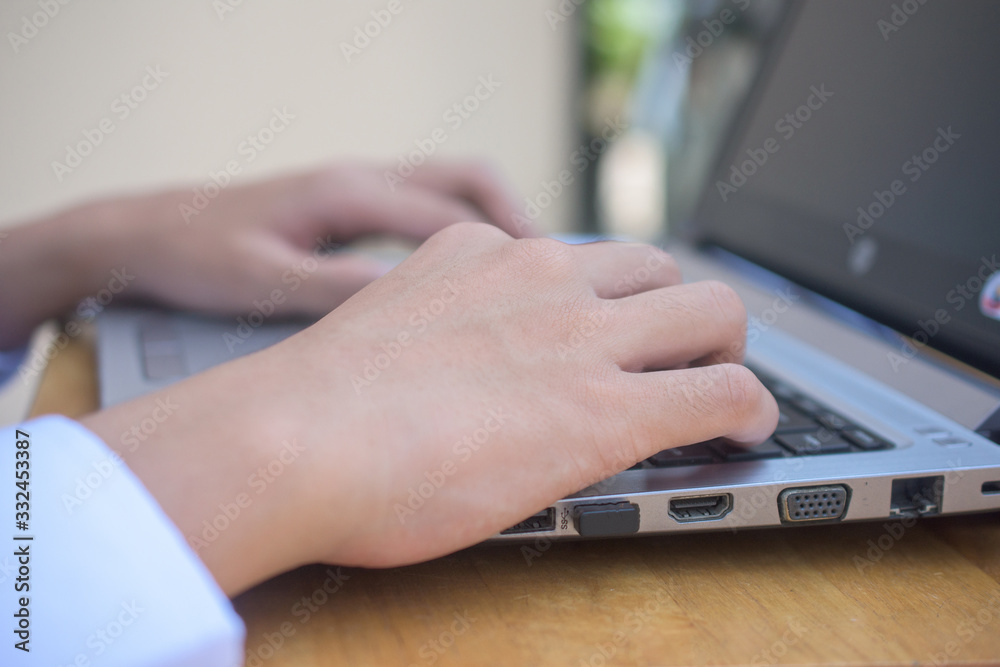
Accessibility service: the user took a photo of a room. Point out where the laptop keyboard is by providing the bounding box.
[637,368,892,469]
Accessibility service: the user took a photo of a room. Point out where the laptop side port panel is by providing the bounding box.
[500,508,556,535]
[890,475,944,517]
[668,494,733,523]
[778,485,850,524]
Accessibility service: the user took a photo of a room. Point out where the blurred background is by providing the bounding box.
[0,0,786,239]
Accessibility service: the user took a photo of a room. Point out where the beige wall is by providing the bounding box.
[0,0,580,231]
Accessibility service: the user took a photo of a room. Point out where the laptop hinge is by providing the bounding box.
[977,406,1000,445]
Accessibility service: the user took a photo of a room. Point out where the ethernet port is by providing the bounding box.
[890,476,943,518]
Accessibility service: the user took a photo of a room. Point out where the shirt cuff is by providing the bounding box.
[2,415,245,666]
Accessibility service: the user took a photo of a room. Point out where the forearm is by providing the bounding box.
[78,346,358,596]
[0,201,130,349]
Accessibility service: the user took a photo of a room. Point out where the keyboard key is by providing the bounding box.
[775,401,818,433]
[767,382,800,401]
[790,396,823,416]
[713,438,787,461]
[816,411,850,431]
[752,370,776,387]
[776,430,852,455]
[843,429,890,450]
[647,443,716,467]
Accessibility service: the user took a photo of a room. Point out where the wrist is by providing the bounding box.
[53,198,145,295]
[80,351,339,594]
[0,201,125,348]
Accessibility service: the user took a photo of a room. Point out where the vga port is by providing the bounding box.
[778,485,850,523]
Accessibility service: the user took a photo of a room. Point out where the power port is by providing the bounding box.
[983,481,1000,495]
[668,494,733,522]
[890,476,943,517]
[778,485,850,523]
[501,508,556,535]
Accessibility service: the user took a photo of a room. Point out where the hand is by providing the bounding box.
[0,161,532,348]
[82,223,779,595]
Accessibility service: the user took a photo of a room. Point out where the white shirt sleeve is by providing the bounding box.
[1,415,245,666]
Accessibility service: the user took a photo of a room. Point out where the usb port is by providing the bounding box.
[501,508,556,535]
[669,494,733,522]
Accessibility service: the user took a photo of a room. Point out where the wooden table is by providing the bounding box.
[32,335,1000,666]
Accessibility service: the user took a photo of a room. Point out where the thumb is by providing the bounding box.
[280,252,393,316]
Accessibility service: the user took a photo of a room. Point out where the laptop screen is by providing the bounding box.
[695,0,1000,378]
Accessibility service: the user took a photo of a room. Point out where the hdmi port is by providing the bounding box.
[668,494,733,522]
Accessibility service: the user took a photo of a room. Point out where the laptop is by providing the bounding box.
[97,0,1000,541]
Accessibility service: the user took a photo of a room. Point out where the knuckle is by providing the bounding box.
[314,163,366,193]
[714,363,762,416]
[442,200,488,225]
[579,373,643,475]
[507,237,577,273]
[631,245,682,286]
[429,220,507,245]
[464,159,501,185]
[643,244,674,266]
[702,280,747,328]
[654,249,683,282]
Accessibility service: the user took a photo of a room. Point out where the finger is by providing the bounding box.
[277,252,393,315]
[571,242,681,298]
[406,162,538,238]
[623,363,779,450]
[605,280,747,372]
[331,184,490,242]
